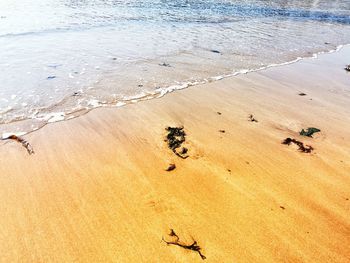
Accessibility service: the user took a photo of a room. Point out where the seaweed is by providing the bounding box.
[210,49,221,54]
[162,229,206,260]
[165,126,189,159]
[6,135,34,155]
[166,164,176,171]
[298,93,307,96]
[299,127,320,137]
[159,62,171,67]
[345,65,350,72]
[248,114,258,122]
[282,138,313,153]
[219,130,225,133]
[217,112,222,115]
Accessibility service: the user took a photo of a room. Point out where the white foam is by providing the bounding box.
[87,99,100,108]
[116,102,126,107]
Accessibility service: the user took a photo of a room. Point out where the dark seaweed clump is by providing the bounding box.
[282,138,313,153]
[300,127,321,137]
[165,126,189,159]
[345,65,350,72]
[162,229,206,260]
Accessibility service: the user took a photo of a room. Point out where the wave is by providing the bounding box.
[1,43,349,139]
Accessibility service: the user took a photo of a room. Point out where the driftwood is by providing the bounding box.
[282,138,313,153]
[162,229,206,260]
[165,126,189,159]
[6,135,34,155]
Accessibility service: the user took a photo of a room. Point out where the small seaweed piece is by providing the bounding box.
[299,127,321,137]
[47,76,56,80]
[162,229,206,260]
[282,138,313,153]
[7,135,34,155]
[345,65,350,72]
[159,62,171,67]
[166,164,176,171]
[165,126,189,159]
[248,114,258,122]
[298,93,307,96]
[219,130,225,133]
[217,112,222,115]
[210,49,221,54]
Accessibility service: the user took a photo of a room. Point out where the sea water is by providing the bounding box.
[1,0,350,136]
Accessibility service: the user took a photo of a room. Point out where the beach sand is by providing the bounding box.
[0,47,350,262]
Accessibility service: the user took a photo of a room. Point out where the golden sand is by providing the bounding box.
[0,47,349,262]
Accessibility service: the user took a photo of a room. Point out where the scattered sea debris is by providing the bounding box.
[47,76,56,80]
[6,135,34,155]
[159,62,171,67]
[217,112,222,115]
[298,92,307,96]
[165,126,189,159]
[345,65,350,72]
[282,138,313,153]
[219,130,225,133]
[162,229,206,260]
[248,114,258,122]
[299,127,321,137]
[166,163,176,171]
[112,57,117,60]
[280,206,285,210]
[210,49,221,54]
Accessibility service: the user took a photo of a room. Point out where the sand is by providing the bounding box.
[0,47,349,262]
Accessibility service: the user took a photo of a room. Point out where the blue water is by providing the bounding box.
[0,0,350,135]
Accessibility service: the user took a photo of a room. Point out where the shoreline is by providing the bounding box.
[1,43,350,139]
[0,45,349,262]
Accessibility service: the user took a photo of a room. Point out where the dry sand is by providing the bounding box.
[0,47,350,262]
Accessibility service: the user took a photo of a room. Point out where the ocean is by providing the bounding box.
[1,0,350,136]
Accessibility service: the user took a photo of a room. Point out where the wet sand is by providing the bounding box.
[0,47,350,262]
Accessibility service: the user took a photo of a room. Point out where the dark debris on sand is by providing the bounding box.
[165,163,176,172]
[282,138,313,153]
[300,127,320,137]
[298,93,307,96]
[248,114,258,122]
[345,65,350,72]
[162,229,206,260]
[6,135,34,155]
[165,126,189,159]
